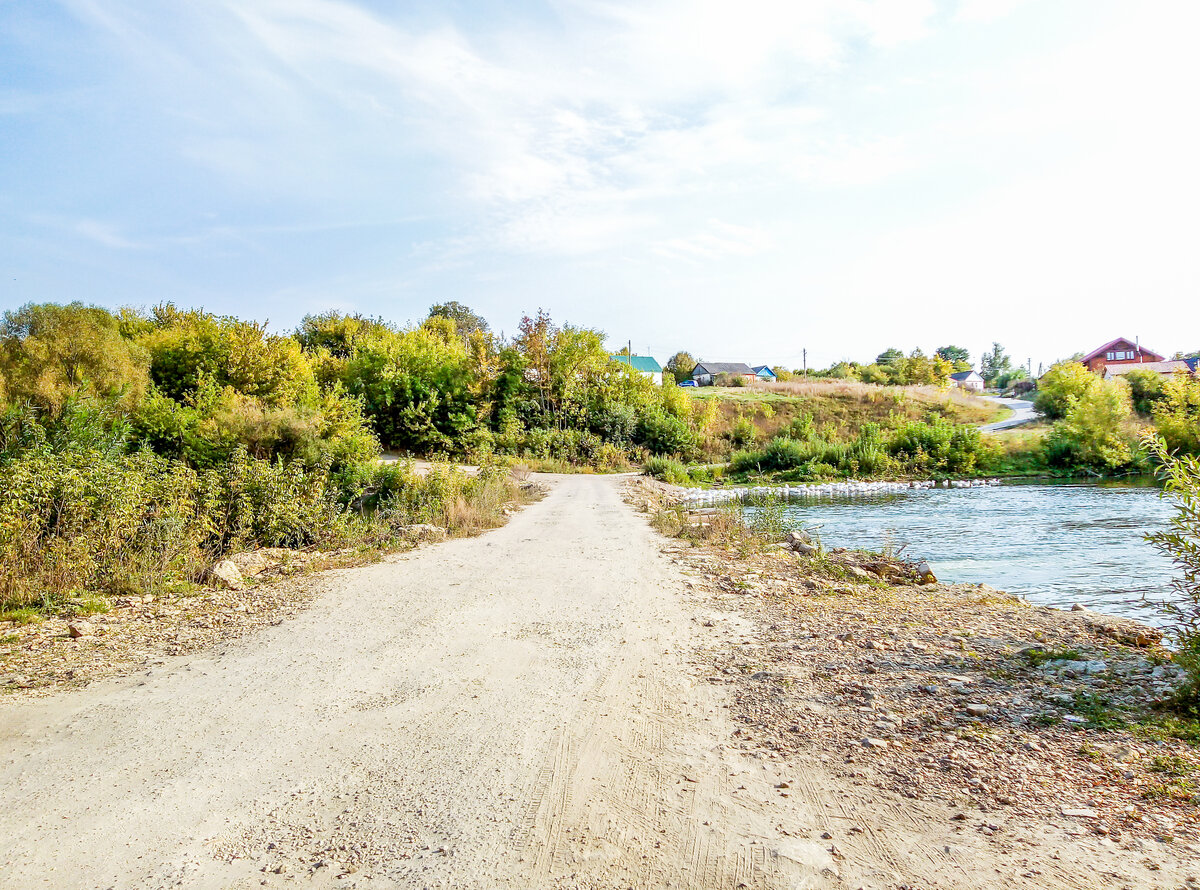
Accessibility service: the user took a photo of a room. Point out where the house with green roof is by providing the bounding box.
[610,354,663,386]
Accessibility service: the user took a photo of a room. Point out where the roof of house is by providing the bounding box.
[610,354,662,373]
[1081,337,1165,363]
[752,365,776,376]
[949,370,982,381]
[1104,360,1193,378]
[692,361,755,376]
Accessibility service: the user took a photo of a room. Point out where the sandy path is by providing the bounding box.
[0,476,823,889]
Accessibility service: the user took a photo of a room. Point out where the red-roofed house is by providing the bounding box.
[1080,337,1164,375]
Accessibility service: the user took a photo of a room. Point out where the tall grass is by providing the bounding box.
[0,439,522,613]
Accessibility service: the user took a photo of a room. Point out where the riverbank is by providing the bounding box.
[626,477,1200,860]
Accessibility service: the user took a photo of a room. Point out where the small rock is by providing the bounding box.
[965,703,989,717]
[205,560,246,591]
[1071,603,1089,612]
[861,737,888,749]
[398,524,447,544]
[1061,807,1098,819]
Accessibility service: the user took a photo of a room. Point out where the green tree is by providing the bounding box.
[935,345,970,366]
[980,342,1012,385]
[664,351,696,384]
[875,348,904,368]
[427,302,489,340]
[339,321,478,453]
[0,302,149,415]
[1034,361,1098,419]
[141,306,312,407]
[296,312,392,358]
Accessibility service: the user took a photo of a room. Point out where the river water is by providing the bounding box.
[765,481,1179,627]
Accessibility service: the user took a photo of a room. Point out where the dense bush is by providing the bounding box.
[643,455,691,486]
[1034,361,1098,420]
[1044,379,1136,471]
[727,418,989,480]
[0,302,149,414]
[1144,436,1200,713]
[1152,372,1200,456]
[1124,368,1167,416]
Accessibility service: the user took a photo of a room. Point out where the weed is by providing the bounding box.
[1070,692,1127,731]
[1148,754,1197,777]
[1022,647,1082,668]
[1142,777,1197,802]
[1,633,18,645]
[1,608,42,625]
[1134,715,1200,745]
[68,595,111,617]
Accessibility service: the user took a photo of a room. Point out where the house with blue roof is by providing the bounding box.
[751,365,777,382]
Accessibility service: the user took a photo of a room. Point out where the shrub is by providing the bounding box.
[636,408,697,457]
[1034,361,1098,420]
[643,456,691,486]
[1153,372,1200,455]
[1124,369,1166,416]
[726,414,757,448]
[1044,380,1136,471]
[0,302,149,415]
[1144,436,1200,714]
[0,444,206,608]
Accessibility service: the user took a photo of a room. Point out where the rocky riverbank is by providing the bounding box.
[677,477,1003,507]
[627,476,1200,875]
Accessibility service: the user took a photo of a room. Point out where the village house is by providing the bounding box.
[689,361,758,386]
[949,370,985,392]
[1104,358,1199,380]
[610,354,663,385]
[751,365,778,382]
[1080,337,1163,375]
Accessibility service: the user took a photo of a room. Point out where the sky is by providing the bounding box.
[2,0,1198,372]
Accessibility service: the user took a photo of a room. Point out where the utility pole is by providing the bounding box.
[803,348,807,380]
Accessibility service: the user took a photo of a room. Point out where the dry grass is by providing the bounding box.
[689,380,998,461]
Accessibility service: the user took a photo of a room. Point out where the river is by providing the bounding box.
[762,481,1180,627]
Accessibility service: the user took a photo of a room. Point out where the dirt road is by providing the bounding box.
[0,476,1179,889]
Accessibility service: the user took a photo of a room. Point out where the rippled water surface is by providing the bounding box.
[767,482,1178,626]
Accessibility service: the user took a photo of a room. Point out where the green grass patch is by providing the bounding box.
[1022,647,1082,667]
[1148,754,1197,777]
[0,608,43,626]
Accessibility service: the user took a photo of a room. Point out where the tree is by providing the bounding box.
[875,348,904,368]
[664,351,696,384]
[296,312,392,358]
[427,302,489,340]
[935,345,970,366]
[980,342,1012,384]
[994,367,1030,391]
[1044,378,1135,470]
[0,302,149,415]
[1034,361,1097,419]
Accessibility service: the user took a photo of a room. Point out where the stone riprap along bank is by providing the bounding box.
[679,478,1002,506]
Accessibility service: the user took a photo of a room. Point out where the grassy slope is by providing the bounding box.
[694,380,1001,448]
